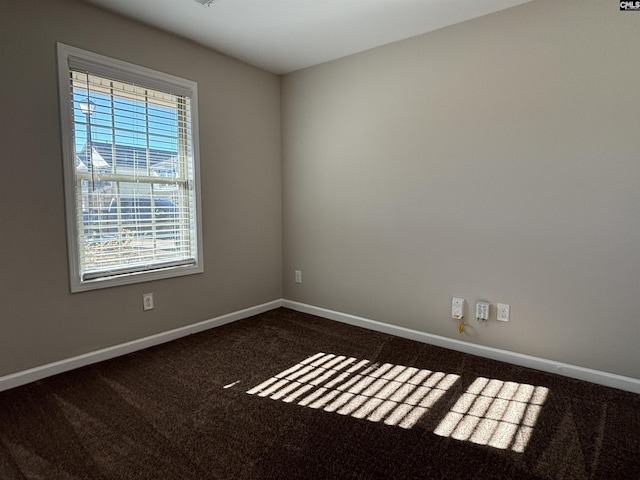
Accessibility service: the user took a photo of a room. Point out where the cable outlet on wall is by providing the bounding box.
[451,297,464,319]
[295,270,302,284]
[143,293,154,311]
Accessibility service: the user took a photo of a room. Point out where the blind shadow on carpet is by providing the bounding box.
[0,307,638,479]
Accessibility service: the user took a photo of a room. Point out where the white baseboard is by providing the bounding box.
[0,299,284,393]
[4,298,638,395]
[283,300,640,394]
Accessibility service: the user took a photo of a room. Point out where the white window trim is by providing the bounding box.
[57,43,204,292]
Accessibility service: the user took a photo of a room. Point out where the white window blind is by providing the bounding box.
[57,44,203,292]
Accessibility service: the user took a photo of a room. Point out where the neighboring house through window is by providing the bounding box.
[57,43,203,292]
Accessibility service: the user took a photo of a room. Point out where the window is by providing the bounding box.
[57,44,203,292]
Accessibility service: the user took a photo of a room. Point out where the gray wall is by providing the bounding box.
[282,0,640,379]
[2,0,638,383]
[0,0,282,376]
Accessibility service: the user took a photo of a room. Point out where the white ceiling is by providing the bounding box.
[83,0,533,75]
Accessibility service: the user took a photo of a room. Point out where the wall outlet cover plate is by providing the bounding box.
[476,301,490,321]
[497,303,510,322]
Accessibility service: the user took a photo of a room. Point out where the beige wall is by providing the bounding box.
[1,0,638,383]
[282,0,640,379]
[0,0,282,375]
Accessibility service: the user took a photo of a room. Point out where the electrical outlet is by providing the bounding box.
[143,293,154,311]
[295,270,302,283]
[497,303,510,322]
[476,301,490,321]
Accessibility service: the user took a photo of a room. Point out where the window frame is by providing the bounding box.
[57,43,204,292]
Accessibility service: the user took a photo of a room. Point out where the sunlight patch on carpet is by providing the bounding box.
[433,377,549,452]
[247,352,459,429]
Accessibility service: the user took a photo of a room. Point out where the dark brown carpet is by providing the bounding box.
[0,307,638,479]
